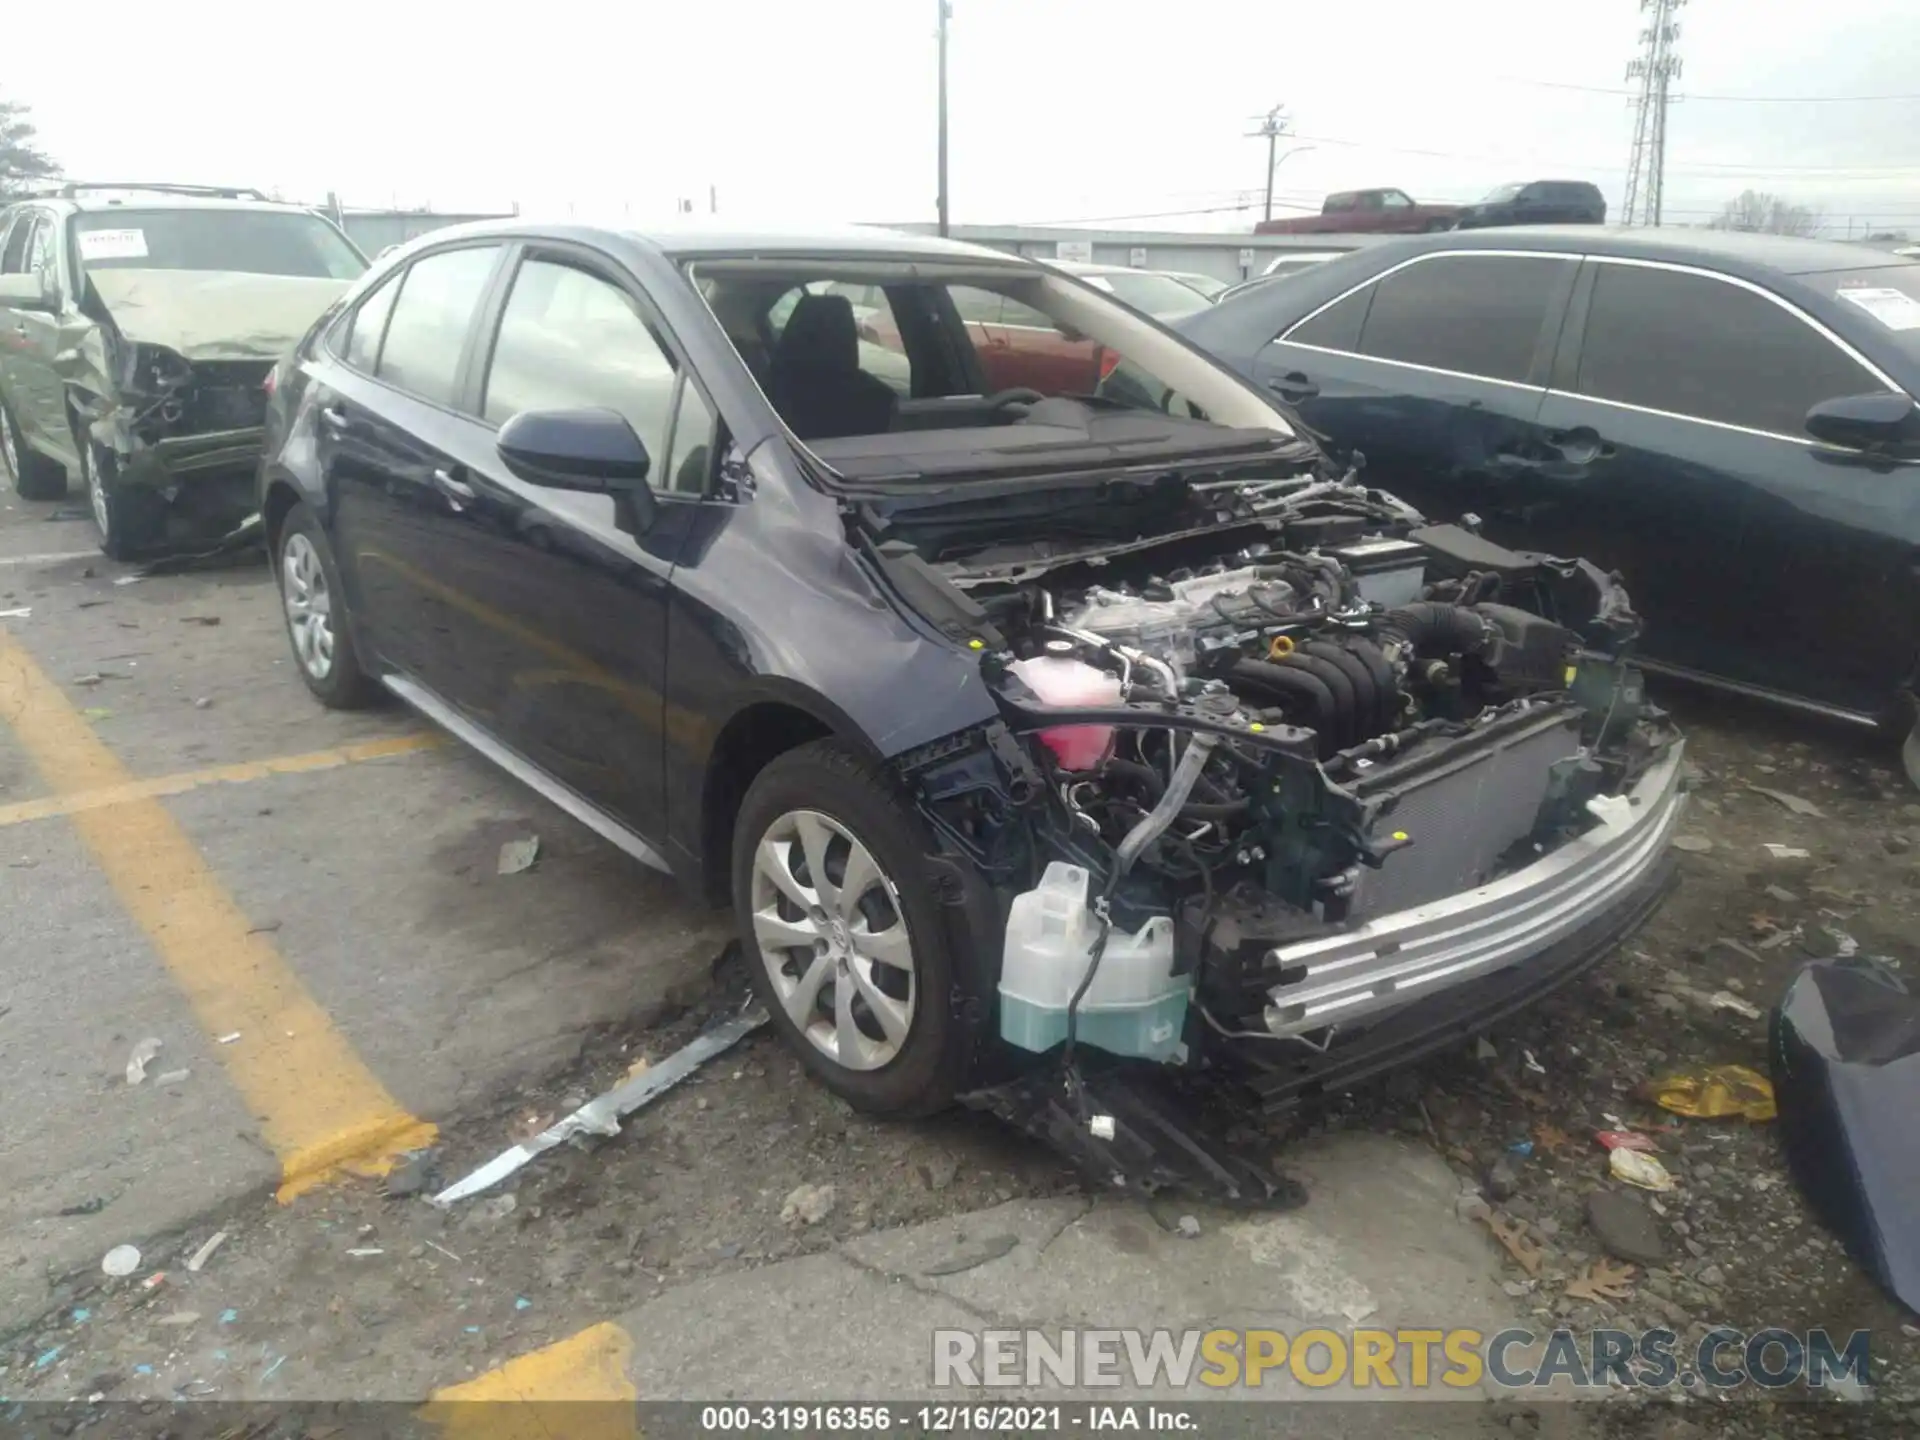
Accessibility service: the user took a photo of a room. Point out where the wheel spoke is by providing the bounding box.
[851,919,911,972]
[835,839,881,924]
[756,838,816,912]
[752,905,822,952]
[847,957,911,1046]
[783,952,833,1028]
[834,977,870,1062]
[793,812,839,913]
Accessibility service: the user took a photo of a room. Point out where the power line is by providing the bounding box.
[1283,127,1920,177]
[1504,76,1920,103]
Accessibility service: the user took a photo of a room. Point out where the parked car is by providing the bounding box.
[1454,181,1606,229]
[1255,188,1460,236]
[1262,250,1347,279]
[259,221,1682,1122]
[1052,261,1216,321]
[1162,271,1229,301]
[0,183,367,557]
[1177,227,1920,774]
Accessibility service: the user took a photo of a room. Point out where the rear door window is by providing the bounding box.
[340,272,401,373]
[375,245,502,406]
[0,211,38,273]
[1355,254,1570,384]
[482,256,680,472]
[1574,263,1881,437]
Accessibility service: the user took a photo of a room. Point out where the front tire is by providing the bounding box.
[1,398,68,501]
[77,437,162,560]
[276,502,378,709]
[732,739,976,1116]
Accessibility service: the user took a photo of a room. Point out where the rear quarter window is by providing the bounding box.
[374,246,502,406]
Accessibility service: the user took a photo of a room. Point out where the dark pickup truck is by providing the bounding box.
[1256,188,1460,236]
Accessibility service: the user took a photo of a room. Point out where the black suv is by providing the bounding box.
[1455,181,1606,229]
[0,183,365,556]
[260,222,1682,1118]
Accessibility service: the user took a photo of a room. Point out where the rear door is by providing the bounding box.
[2,211,71,459]
[1538,258,1910,711]
[1257,250,1577,524]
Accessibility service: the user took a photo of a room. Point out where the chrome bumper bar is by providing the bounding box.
[1263,741,1687,1038]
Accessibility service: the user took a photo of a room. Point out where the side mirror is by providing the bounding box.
[497,407,657,529]
[0,273,56,313]
[1804,391,1920,454]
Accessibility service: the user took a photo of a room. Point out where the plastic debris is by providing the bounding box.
[185,1231,228,1273]
[1773,956,1920,1315]
[154,1068,191,1086]
[216,1032,242,1045]
[1640,1064,1778,1121]
[1507,1140,1534,1159]
[1709,990,1763,1020]
[1609,1148,1677,1191]
[72,1307,91,1323]
[431,1002,769,1204]
[219,1308,239,1324]
[1596,1130,1660,1152]
[1523,1049,1546,1076]
[1748,786,1824,818]
[0,607,32,619]
[1763,843,1811,860]
[1089,1114,1116,1140]
[33,1344,64,1370]
[346,1247,384,1257]
[141,1271,165,1290]
[82,706,113,720]
[124,1037,162,1085]
[515,1296,532,1310]
[102,1244,141,1276]
[261,1355,286,1382]
[496,836,540,875]
[155,1311,201,1327]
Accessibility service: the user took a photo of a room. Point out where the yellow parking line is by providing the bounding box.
[0,732,440,829]
[420,1322,638,1439]
[0,628,436,1200]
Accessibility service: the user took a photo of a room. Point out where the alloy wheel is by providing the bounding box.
[748,808,917,1071]
[83,443,110,537]
[281,533,336,681]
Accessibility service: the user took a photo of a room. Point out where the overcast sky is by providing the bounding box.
[8,0,1919,235]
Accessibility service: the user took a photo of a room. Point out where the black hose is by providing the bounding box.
[1301,641,1378,744]
[1102,756,1165,802]
[1281,651,1358,748]
[1343,635,1400,735]
[1227,659,1339,755]
[1379,602,1494,659]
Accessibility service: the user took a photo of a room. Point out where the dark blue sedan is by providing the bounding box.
[1178,227,1920,774]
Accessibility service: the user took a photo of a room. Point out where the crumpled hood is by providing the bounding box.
[88,270,349,362]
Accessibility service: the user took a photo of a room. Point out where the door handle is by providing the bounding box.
[318,404,351,434]
[432,466,476,505]
[1268,371,1319,402]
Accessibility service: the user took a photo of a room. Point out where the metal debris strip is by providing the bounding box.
[430,1003,770,1206]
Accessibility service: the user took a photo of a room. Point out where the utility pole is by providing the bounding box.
[936,0,952,236]
[1623,0,1685,227]
[1246,106,1291,224]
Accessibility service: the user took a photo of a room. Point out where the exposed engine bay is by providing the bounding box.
[876,466,1684,1101]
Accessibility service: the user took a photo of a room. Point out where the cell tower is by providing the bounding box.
[1622,0,1685,226]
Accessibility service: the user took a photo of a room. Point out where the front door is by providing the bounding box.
[1256,251,1578,528]
[3,212,73,462]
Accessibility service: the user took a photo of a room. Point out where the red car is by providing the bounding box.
[1256,187,1460,235]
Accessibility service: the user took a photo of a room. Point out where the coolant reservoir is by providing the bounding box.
[1008,654,1123,770]
[998,862,1187,1061]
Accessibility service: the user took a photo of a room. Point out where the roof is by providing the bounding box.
[1359,225,1907,277]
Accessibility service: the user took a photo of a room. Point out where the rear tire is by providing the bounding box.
[77,437,163,560]
[1,397,68,501]
[276,502,378,709]
[731,738,977,1116]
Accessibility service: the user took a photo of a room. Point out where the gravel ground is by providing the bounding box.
[4,688,1918,1433]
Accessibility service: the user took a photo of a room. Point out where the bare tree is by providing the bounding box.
[1709,190,1824,238]
[0,96,60,199]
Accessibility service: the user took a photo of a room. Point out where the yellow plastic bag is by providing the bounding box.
[1639,1064,1777,1121]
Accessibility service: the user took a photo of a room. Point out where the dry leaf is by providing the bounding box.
[1565,1256,1638,1303]
[1533,1124,1576,1155]
[1483,1213,1544,1276]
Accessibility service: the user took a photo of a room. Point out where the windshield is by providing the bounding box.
[1086,270,1213,319]
[1480,183,1523,204]
[74,209,367,280]
[1813,264,1920,363]
[690,259,1292,465]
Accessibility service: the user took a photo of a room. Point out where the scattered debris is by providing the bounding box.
[1596,1130,1659,1152]
[33,1344,65,1370]
[184,1231,228,1273]
[216,1032,242,1045]
[1522,1049,1546,1076]
[0,606,31,619]
[260,1355,286,1383]
[1532,1125,1575,1155]
[124,1038,162,1085]
[82,706,113,720]
[345,1247,384,1257]
[1708,990,1763,1020]
[1774,956,1920,1315]
[431,1002,769,1204]
[219,1308,239,1324]
[922,1234,1020,1275]
[1483,1213,1544,1276]
[1762,843,1811,860]
[154,1068,191,1086]
[1564,1256,1638,1304]
[424,1239,464,1263]
[101,1244,141,1277]
[1749,786,1825,819]
[1586,1189,1668,1264]
[57,1197,109,1217]
[154,1311,201,1327]
[475,1195,518,1224]
[180,615,222,626]
[1474,1037,1498,1062]
[1640,1064,1778,1121]
[1608,1148,1677,1192]
[111,575,142,586]
[193,697,213,710]
[781,1182,838,1227]
[1176,1214,1203,1239]
[1670,833,1714,853]
[496,836,541,875]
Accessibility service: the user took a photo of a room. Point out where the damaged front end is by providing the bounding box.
[883,469,1685,1142]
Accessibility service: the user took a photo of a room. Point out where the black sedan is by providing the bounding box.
[257,222,1680,1127]
[1178,227,1920,771]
